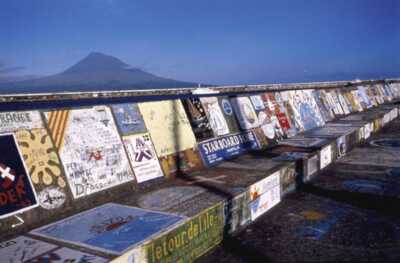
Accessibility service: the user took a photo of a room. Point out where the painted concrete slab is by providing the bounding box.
[31,203,185,255]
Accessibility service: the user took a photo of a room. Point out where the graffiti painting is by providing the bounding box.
[0,236,107,263]
[26,247,108,263]
[258,93,285,142]
[182,98,214,141]
[357,86,373,109]
[199,97,230,136]
[320,145,332,169]
[312,90,334,122]
[272,92,296,137]
[286,91,306,132]
[230,96,260,130]
[139,100,197,157]
[0,134,38,219]
[280,91,303,134]
[198,131,260,167]
[31,203,185,255]
[16,128,69,209]
[218,96,240,133]
[0,236,58,263]
[111,103,147,136]
[159,148,204,178]
[123,133,164,183]
[249,95,265,111]
[0,111,43,133]
[249,171,281,220]
[45,106,134,199]
[336,90,351,115]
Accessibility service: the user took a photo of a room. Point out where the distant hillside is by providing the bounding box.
[0,52,197,94]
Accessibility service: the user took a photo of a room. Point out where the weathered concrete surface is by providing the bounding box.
[197,116,400,263]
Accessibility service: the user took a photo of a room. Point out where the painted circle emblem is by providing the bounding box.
[38,187,66,210]
[242,103,256,124]
[221,99,233,116]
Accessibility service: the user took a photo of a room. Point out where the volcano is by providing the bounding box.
[0,52,197,94]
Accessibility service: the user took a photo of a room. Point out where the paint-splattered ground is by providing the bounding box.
[197,119,400,263]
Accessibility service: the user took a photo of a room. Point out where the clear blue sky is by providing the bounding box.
[0,0,399,84]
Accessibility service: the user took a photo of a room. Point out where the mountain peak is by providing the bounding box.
[0,52,198,93]
[63,52,133,74]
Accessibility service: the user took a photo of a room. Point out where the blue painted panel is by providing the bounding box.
[111,103,147,135]
[198,131,260,167]
[31,203,185,254]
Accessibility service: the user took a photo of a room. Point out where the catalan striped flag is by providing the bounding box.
[46,110,70,151]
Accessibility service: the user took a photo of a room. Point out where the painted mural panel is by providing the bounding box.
[143,203,224,263]
[26,247,108,263]
[230,96,259,130]
[159,148,204,178]
[0,134,38,219]
[352,89,367,110]
[288,90,323,131]
[111,103,147,136]
[198,131,260,167]
[322,90,339,116]
[0,236,58,263]
[312,90,334,122]
[260,93,286,141]
[383,84,394,101]
[31,203,185,255]
[339,90,357,112]
[273,92,297,137]
[302,90,325,126]
[198,97,229,137]
[327,91,345,116]
[366,86,379,106]
[182,98,213,141]
[217,96,240,133]
[0,110,71,211]
[0,236,107,263]
[357,86,373,109]
[139,100,197,157]
[286,91,305,131]
[320,145,332,169]
[16,129,69,210]
[280,91,303,134]
[336,90,351,115]
[123,133,164,183]
[0,111,43,133]
[347,90,363,112]
[249,170,280,201]
[45,106,134,199]
[249,171,281,221]
[249,95,265,111]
